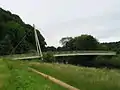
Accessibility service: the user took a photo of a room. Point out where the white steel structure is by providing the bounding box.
[33,24,43,60]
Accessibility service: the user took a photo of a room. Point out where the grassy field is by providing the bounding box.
[1,59,120,90]
[30,62,120,90]
[0,59,66,90]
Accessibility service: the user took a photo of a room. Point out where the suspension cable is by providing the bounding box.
[10,33,28,55]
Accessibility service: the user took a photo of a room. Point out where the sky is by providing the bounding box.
[0,0,120,47]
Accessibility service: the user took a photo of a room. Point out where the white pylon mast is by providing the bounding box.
[34,25,40,56]
[33,24,43,60]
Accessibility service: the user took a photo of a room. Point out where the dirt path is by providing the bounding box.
[29,67,80,90]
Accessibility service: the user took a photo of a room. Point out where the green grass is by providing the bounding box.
[1,59,120,90]
[30,62,120,90]
[0,59,66,90]
[0,59,10,89]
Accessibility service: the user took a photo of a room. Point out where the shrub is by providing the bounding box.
[109,55,120,67]
[94,55,120,68]
[43,52,55,63]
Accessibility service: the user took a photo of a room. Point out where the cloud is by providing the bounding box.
[44,11,120,46]
[0,0,120,46]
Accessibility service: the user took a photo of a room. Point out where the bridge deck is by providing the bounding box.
[13,56,40,60]
[54,52,116,57]
[12,51,116,60]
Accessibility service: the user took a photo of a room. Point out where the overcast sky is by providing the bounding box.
[0,0,120,47]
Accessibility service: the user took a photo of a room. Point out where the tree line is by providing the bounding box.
[0,8,46,55]
[47,35,112,52]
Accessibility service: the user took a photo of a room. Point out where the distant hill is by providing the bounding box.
[0,8,46,55]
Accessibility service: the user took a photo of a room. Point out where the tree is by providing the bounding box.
[46,46,56,51]
[73,35,99,50]
[0,8,47,55]
[102,41,120,53]
[60,34,99,51]
[0,34,13,55]
[59,37,72,46]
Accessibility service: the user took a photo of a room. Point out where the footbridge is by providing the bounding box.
[8,51,116,60]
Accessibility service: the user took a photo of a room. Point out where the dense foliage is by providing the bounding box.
[0,8,46,55]
[102,41,120,54]
[43,52,55,62]
[59,35,120,53]
[59,35,103,51]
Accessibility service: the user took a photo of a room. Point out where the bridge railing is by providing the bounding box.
[0,51,116,59]
[0,53,38,59]
[51,51,116,54]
